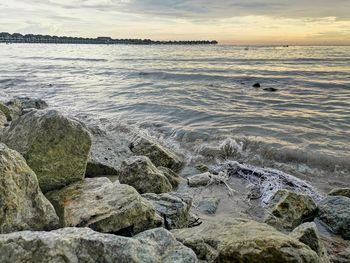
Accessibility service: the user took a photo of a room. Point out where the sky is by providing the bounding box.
[1,0,350,45]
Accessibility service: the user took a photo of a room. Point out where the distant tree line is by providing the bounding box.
[0,32,218,45]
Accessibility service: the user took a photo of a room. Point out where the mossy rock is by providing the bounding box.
[1,109,92,192]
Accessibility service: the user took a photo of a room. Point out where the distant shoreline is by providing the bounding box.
[0,32,218,45]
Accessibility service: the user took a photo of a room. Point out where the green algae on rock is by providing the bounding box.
[119,156,173,194]
[265,190,317,231]
[46,177,163,236]
[0,227,198,263]
[172,218,321,263]
[0,143,59,233]
[1,109,92,192]
[129,134,184,172]
[290,222,330,263]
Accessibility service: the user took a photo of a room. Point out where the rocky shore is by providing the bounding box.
[0,97,349,262]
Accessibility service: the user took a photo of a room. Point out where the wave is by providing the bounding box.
[22,56,108,62]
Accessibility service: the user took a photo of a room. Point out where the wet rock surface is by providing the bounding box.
[0,227,198,263]
[197,197,220,215]
[0,143,59,233]
[142,192,192,229]
[46,177,162,236]
[265,190,317,231]
[317,196,350,240]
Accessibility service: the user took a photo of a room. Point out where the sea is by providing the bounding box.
[0,44,349,193]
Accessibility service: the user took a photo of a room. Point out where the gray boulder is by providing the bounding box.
[197,197,220,215]
[328,188,350,198]
[265,190,317,231]
[119,156,173,194]
[317,196,350,240]
[129,134,184,172]
[0,227,198,263]
[1,109,92,192]
[15,97,48,110]
[187,172,212,187]
[142,192,192,229]
[46,177,163,236]
[290,222,330,263]
[0,143,59,233]
[172,218,320,263]
[86,132,133,177]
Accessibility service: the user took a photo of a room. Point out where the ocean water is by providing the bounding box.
[0,44,349,191]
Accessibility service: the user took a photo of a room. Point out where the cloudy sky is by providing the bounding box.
[1,0,350,44]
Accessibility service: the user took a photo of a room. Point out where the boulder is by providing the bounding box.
[1,110,92,192]
[0,143,59,233]
[86,132,132,177]
[119,156,173,194]
[253,82,261,88]
[328,188,350,198]
[46,177,163,236]
[0,102,19,121]
[332,247,350,263]
[0,110,7,129]
[172,218,320,263]
[197,197,220,215]
[129,134,184,172]
[187,172,212,187]
[317,196,350,240]
[290,222,330,263]
[158,166,181,188]
[0,227,198,263]
[15,97,48,110]
[265,190,317,231]
[142,192,192,229]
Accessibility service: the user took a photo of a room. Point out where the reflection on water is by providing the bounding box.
[0,44,349,187]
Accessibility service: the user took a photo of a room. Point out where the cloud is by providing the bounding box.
[0,0,349,44]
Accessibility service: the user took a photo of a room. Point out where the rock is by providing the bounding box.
[187,172,212,187]
[263,87,278,92]
[86,132,133,177]
[317,196,350,240]
[158,166,181,188]
[172,218,320,263]
[332,248,350,263]
[119,156,173,194]
[0,102,18,121]
[197,197,220,215]
[265,190,317,231]
[1,110,92,192]
[16,97,48,110]
[142,192,192,229]
[0,143,59,233]
[253,82,261,88]
[0,110,7,129]
[328,188,350,198]
[0,227,198,263]
[290,222,330,263]
[129,134,184,172]
[46,177,163,236]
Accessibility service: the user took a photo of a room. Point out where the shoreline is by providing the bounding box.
[0,96,349,262]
